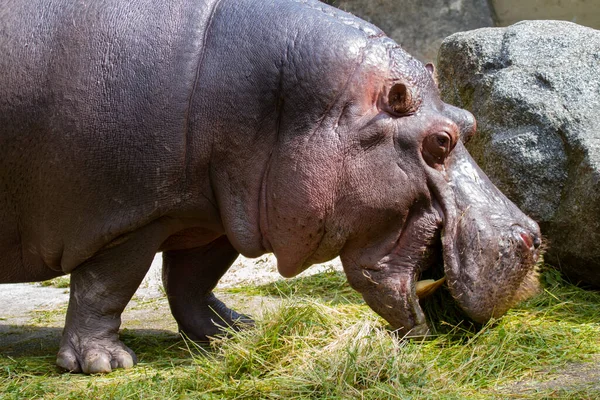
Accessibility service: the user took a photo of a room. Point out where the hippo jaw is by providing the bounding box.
[350,203,446,336]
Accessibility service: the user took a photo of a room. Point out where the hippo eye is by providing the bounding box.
[423,132,453,167]
[387,83,415,116]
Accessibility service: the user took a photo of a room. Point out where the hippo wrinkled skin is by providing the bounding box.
[0,0,541,373]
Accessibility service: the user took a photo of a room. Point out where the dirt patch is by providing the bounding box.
[495,355,600,396]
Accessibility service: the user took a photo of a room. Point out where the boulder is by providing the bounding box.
[323,0,495,63]
[437,20,600,287]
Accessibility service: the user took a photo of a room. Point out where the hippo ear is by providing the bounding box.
[425,63,435,75]
[425,63,439,86]
[387,83,415,116]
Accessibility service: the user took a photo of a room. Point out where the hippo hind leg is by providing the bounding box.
[57,219,170,374]
[162,235,253,341]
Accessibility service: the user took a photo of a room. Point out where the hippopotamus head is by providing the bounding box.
[257,37,541,336]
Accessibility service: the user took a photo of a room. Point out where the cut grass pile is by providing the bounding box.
[1,267,599,399]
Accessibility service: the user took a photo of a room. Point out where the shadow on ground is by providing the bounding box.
[0,325,198,373]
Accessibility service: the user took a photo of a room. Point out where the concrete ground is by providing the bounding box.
[0,254,341,357]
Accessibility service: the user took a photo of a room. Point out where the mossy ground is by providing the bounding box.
[1,266,599,399]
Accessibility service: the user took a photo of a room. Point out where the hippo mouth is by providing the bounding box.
[405,199,448,302]
[409,222,447,300]
[340,202,451,336]
[415,276,446,298]
[413,233,540,301]
[391,208,541,333]
[408,226,447,301]
[346,142,542,336]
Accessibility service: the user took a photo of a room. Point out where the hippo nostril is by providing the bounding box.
[520,232,533,249]
[518,231,541,251]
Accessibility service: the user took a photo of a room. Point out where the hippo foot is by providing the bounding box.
[178,293,254,342]
[56,334,137,374]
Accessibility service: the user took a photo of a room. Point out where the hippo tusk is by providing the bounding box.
[416,276,446,299]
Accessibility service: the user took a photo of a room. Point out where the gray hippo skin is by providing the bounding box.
[0,0,541,373]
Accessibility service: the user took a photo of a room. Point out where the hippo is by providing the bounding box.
[0,0,541,374]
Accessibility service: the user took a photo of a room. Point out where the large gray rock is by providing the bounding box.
[323,0,495,63]
[438,20,600,287]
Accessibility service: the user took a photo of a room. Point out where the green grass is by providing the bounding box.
[38,276,71,289]
[224,266,362,303]
[1,266,599,399]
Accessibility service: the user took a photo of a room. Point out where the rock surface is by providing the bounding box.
[437,20,600,287]
[323,0,494,63]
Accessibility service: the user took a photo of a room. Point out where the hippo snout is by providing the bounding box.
[439,140,543,324]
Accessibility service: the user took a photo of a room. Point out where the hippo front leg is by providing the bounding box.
[162,236,253,341]
[57,220,169,374]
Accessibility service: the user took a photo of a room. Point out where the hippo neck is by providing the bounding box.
[185,0,385,258]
